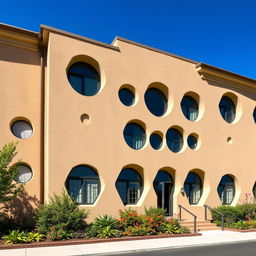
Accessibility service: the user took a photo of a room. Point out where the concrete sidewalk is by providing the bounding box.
[1,230,256,256]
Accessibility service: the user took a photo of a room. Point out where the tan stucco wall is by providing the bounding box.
[0,43,42,207]
[43,32,256,221]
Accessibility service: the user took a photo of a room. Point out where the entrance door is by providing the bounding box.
[160,182,173,216]
[153,170,174,216]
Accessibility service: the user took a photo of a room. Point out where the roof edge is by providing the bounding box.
[112,36,198,64]
[40,25,119,51]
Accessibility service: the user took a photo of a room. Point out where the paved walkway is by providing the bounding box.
[1,230,256,256]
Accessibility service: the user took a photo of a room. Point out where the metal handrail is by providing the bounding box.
[204,204,224,231]
[178,204,197,233]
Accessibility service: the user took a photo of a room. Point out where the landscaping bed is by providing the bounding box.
[0,232,201,250]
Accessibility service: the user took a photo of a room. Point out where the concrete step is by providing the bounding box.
[180,220,221,232]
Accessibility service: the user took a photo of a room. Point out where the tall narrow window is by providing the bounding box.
[144,88,167,116]
[116,168,142,205]
[166,128,183,153]
[66,165,100,204]
[67,62,100,96]
[253,183,256,198]
[219,96,236,123]
[253,108,256,123]
[184,172,202,205]
[180,95,198,121]
[123,123,146,150]
[217,175,235,205]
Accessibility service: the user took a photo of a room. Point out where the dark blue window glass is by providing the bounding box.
[253,108,256,123]
[123,123,146,150]
[119,88,135,106]
[184,172,202,205]
[219,96,236,123]
[181,95,198,121]
[150,133,162,150]
[166,128,183,153]
[66,165,100,205]
[67,62,100,96]
[116,168,142,205]
[144,88,167,116]
[253,183,256,198]
[217,175,235,205]
[187,135,197,150]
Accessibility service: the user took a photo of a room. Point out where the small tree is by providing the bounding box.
[0,142,23,214]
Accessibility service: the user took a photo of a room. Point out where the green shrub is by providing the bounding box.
[90,215,119,238]
[230,220,251,230]
[237,204,256,220]
[3,230,45,244]
[35,191,88,234]
[211,206,242,224]
[144,206,166,217]
[117,208,142,229]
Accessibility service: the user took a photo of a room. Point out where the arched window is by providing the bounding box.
[187,134,197,150]
[123,123,146,150]
[166,128,183,153]
[184,172,202,205]
[150,133,162,150]
[66,165,100,204]
[119,88,135,106]
[219,96,236,123]
[144,88,167,116]
[116,168,142,205]
[153,170,173,214]
[67,62,100,96]
[217,175,235,205]
[180,95,198,121]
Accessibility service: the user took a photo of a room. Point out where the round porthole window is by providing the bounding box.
[67,62,100,96]
[11,120,33,139]
[119,88,135,106]
[166,128,183,153]
[14,164,33,184]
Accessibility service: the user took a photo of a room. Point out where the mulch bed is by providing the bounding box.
[0,233,201,250]
[224,228,256,233]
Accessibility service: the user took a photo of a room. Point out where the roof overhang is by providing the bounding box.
[196,63,256,93]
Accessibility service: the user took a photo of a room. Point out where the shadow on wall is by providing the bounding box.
[3,191,40,230]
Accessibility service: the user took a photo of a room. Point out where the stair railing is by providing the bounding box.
[178,204,197,233]
[204,204,224,231]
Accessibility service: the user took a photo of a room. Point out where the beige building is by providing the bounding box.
[1,23,256,222]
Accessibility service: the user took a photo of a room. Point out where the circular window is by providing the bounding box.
[67,62,100,96]
[11,120,33,139]
[66,165,100,204]
[166,128,183,153]
[180,95,198,121]
[144,88,167,117]
[219,96,236,123]
[187,134,197,150]
[150,133,162,150]
[123,123,146,150]
[119,88,135,106]
[14,164,33,184]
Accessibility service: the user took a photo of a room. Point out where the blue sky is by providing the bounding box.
[1,0,255,79]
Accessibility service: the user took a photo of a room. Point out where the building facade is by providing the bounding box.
[0,23,256,221]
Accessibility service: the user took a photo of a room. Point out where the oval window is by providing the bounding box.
[118,88,135,106]
[181,95,199,121]
[150,133,162,150]
[123,123,146,150]
[219,96,236,123]
[144,88,167,116]
[166,128,183,153]
[187,134,198,150]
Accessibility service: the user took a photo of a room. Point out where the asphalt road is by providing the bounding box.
[112,241,256,256]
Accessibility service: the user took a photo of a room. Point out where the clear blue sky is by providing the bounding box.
[1,0,255,79]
